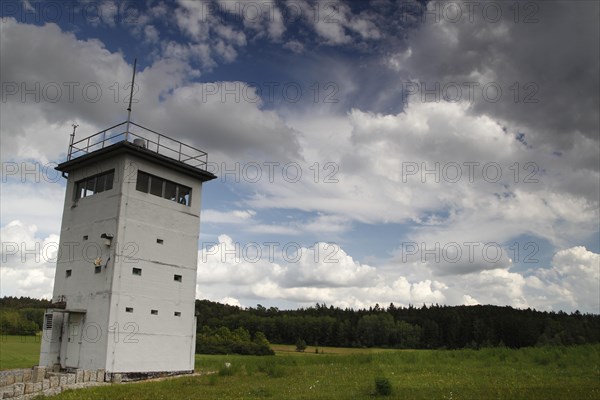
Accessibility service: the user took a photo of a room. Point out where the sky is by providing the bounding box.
[1,0,599,313]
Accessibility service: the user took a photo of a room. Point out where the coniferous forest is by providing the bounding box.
[194,300,599,349]
[1,297,598,350]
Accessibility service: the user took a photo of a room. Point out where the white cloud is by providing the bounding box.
[247,224,299,236]
[462,294,479,306]
[246,99,598,255]
[283,40,304,53]
[0,220,57,299]
[219,296,242,307]
[172,0,255,65]
[283,242,377,288]
[22,0,34,12]
[1,19,301,165]
[197,234,286,286]
[302,214,351,234]
[287,0,380,45]
[174,0,211,42]
[202,209,256,224]
[143,25,159,43]
[267,6,286,40]
[97,1,118,28]
[196,233,544,310]
[2,222,598,313]
[530,247,600,312]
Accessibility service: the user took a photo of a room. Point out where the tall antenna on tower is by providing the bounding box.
[125,58,137,141]
[67,124,79,161]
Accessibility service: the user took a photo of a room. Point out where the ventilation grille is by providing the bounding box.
[44,314,53,330]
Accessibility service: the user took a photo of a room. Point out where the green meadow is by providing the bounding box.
[1,337,598,399]
[0,335,42,370]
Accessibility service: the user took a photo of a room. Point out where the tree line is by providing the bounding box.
[195,300,600,349]
[2,297,598,349]
[0,297,51,335]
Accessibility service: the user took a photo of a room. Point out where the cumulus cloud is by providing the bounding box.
[247,98,598,251]
[0,19,133,162]
[0,221,57,299]
[531,247,600,312]
[193,234,599,312]
[0,19,301,164]
[283,242,378,288]
[219,296,242,307]
[2,222,598,313]
[135,82,301,161]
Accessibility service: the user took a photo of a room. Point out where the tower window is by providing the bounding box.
[174,274,182,282]
[150,175,163,197]
[156,239,164,244]
[132,268,142,276]
[164,181,177,201]
[174,311,181,317]
[136,171,150,193]
[177,186,191,205]
[135,171,192,206]
[83,235,88,240]
[126,307,134,313]
[66,269,72,278]
[75,170,115,200]
[151,310,158,315]
[94,265,101,274]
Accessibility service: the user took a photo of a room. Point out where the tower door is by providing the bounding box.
[65,313,83,368]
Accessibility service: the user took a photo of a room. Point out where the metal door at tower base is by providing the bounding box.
[65,313,84,368]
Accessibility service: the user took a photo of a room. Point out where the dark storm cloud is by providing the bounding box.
[400,0,599,154]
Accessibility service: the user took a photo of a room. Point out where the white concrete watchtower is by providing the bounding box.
[39,121,215,380]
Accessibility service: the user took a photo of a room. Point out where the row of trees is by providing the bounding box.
[195,301,600,349]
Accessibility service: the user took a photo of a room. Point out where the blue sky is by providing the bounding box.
[1,0,599,312]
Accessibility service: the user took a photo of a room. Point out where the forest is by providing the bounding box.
[196,300,600,349]
[0,297,51,335]
[2,296,599,349]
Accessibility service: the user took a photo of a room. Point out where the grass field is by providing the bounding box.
[0,335,42,370]
[1,336,599,399]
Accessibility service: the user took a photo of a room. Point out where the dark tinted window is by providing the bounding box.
[136,171,150,192]
[150,175,164,197]
[75,170,115,200]
[178,186,192,206]
[136,171,192,207]
[164,181,177,201]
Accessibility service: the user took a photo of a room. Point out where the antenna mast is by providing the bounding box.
[125,58,137,141]
[67,124,79,160]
